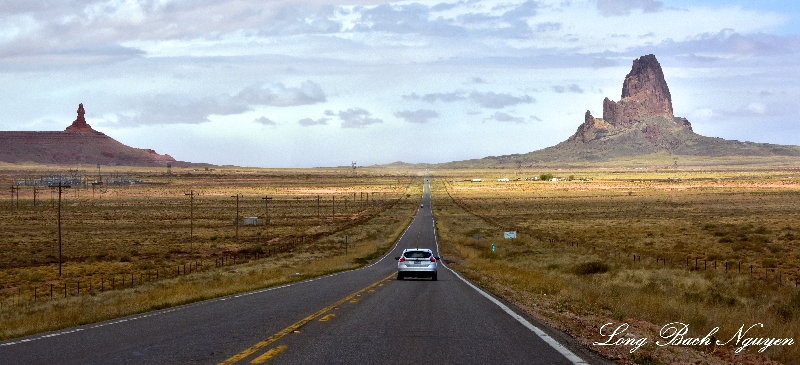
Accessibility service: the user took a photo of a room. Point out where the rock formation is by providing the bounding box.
[566,54,695,150]
[603,54,675,128]
[437,54,800,167]
[64,103,95,132]
[0,104,177,166]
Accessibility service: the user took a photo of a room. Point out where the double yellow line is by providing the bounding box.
[219,272,395,365]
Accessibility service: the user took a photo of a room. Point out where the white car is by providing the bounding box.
[395,248,438,280]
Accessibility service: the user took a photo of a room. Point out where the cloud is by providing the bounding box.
[535,22,561,32]
[114,94,249,127]
[345,0,546,40]
[394,109,439,123]
[325,108,383,128]
[298,117,330,126]
[591,57,619,68]
[254,116,277,125]
[352,3,467,37]
[530,115,543,122]
[745,102,766,114]
[235,81,326,107]
[552,84,584,93]
[404,90,535,109]
[403,92,467,103]
[469,91,535,109]
[597,0,664,17]
[107,80,329,127]
[471,77,487,84]
[484,112,525,123]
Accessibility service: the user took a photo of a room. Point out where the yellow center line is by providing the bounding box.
[318,314,336,322]
[250,345,287,364]
[218,272,394,365]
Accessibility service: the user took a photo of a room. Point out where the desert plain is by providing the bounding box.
[0,163,799,365]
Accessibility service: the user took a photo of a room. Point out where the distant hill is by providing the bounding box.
[0,104,177,166]
[438,54,800,168]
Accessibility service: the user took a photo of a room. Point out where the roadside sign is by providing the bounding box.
[504,231,517,239]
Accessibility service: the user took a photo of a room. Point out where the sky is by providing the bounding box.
[1,0,799,167]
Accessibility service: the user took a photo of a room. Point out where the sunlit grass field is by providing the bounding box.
[430,167,800,365]
[0,165,421,339]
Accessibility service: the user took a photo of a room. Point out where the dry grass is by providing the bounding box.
[431,167,800,365]
[0,165,421,339]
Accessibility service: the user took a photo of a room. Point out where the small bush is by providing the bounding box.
[708,291,737,307]
[572,261,609,275]
[631,353,660,365]
[773,303,794,323]
[683,292,703,303]
[119,255,131,262]
[136,261,156,270]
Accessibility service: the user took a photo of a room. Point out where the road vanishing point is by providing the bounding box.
[0,177,609,364]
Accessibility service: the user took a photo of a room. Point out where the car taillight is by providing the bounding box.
[399,256,405,262]
[430,257,436,262]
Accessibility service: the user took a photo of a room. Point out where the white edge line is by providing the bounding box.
[432,210,588,365]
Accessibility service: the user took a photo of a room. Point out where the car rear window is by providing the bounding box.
[403,251,431,259]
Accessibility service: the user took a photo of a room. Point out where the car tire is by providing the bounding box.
[431,273,437,281]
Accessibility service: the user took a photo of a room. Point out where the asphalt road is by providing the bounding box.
[0,177,608,365]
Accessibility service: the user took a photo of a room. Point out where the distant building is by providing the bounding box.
[498,178,510,182]
[471,179,482,182]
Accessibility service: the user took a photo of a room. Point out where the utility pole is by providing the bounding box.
[261,196,272,236]
[231,193,241,243]
[50,183,71,276]
[10,186,16,212]
[185,190,195,251]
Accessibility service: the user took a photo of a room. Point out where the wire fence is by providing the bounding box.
[440,180,800,288]
[0,239,301,311]
[0,177,419,311]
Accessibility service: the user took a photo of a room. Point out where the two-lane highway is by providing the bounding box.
[0,177,604,364]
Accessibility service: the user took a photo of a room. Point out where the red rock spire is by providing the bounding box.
[65,103,95,132]
[602,54,674,127]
